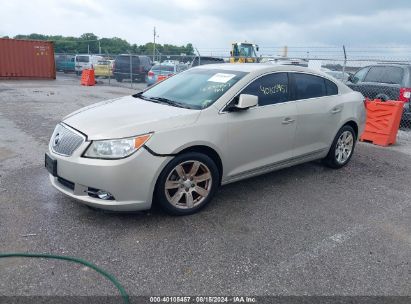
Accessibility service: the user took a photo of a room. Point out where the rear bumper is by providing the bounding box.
[48,145,172,211]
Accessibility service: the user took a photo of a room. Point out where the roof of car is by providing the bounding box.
[196,63,327,74]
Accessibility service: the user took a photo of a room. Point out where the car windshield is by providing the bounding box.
[76,56,89,63]
[137,68,247,109]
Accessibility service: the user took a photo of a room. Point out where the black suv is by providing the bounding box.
[347,64,411,123]
[113,55,152,82]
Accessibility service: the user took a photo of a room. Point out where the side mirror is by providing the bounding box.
[347,74,354,83]
[235,94,258,110]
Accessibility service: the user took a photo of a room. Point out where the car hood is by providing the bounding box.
[63,95,201,140]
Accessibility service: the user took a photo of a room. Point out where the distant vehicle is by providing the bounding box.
[55,55,75,73]
[94,60,114,78]
[260,57,308,67]
[113,55,152,82]
[324,70,351,83]
[75,54,103,75]
[146,63,188,86]
[162,60,180,65]
[347,64,411,123]
[190,56,224,67]
[230,42,259,63]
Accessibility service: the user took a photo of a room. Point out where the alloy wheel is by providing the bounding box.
[335,131,354,165]
[165,160,212,209]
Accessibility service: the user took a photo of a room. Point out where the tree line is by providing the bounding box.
[4,33,195,55]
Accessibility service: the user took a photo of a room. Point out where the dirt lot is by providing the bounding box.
[0,75,410,297]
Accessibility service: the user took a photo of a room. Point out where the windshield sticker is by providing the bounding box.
[208,73,236,83]
[202,83,231,93]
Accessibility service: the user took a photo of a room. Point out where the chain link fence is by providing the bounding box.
[54,47,411,138]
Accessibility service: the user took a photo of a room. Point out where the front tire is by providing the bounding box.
[323,125,356,169]
[154,152,219,215]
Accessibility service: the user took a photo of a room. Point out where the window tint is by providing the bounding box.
[241,73,289,106]
[293,73,326,100]
[325,79,338,95]
[364,66,403,84]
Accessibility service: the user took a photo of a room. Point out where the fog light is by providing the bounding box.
[97,190,114,200]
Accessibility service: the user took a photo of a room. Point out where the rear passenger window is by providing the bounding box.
[364,66,403,85]
[241,73,289,106]
[325,79,338,95]
[293,73,327,99]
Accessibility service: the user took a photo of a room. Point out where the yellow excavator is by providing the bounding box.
[230,42,259,63]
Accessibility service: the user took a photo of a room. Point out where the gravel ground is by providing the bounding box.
[0,75,410,298]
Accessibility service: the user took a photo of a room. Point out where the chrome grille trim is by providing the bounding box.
[50,123,85,157]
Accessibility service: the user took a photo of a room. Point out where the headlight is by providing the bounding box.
[84,133,152,159]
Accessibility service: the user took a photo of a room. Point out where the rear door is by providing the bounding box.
[224,72,297,179]
[291,73,341,157]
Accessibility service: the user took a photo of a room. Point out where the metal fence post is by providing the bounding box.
[342,45,347,83]
[129,51,133,89]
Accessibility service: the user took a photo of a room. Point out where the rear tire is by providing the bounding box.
[323,125,356,169]
[154,152,219,215]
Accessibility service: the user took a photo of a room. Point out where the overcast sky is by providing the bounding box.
[2,0,411,56]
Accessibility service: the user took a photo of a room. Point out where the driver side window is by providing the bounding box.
[241,73,289,106]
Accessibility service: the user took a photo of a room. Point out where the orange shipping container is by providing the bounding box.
[0,38,56,80]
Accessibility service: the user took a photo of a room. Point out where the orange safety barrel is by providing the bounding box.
[81,69,95,86]
[360,99,404,146]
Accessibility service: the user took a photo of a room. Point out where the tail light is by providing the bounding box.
[399,88,411,102]
[148,71,154,77]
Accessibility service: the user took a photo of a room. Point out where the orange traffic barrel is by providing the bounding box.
[360,99,404,146]
[81,69,96,86]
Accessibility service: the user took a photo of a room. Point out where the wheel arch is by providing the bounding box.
[342,120,359,139]
[176,145,223,184]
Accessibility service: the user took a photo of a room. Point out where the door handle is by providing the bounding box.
[331,107,342,114]
[282,117,295,125]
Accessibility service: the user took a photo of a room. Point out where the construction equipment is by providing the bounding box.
[230,42,259,63]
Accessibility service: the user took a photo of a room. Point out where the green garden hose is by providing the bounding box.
[0,252,129,304]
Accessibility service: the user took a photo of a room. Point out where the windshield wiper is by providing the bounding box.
[134,92,192,109]
[148,97,193,109]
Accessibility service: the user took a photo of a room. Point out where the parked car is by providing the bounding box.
[146,63,188,86]
[190,56,224,67]
[261,57,308,67]
[347,64,411,123]
[75,54,103,75]
[46,64,365,215]
[94,60,114,78]
[113,55,152,82]
[55,55,75,73]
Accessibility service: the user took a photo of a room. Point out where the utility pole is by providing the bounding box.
[153,26,157,63]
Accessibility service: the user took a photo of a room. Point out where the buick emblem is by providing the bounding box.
[53,132,61,147]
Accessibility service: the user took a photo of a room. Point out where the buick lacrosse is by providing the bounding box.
[46,64,365,215]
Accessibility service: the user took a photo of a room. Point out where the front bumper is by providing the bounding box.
[48,142,171,211]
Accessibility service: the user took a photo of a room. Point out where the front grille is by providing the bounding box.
[51,124,84,156]
[57,176,75,191]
